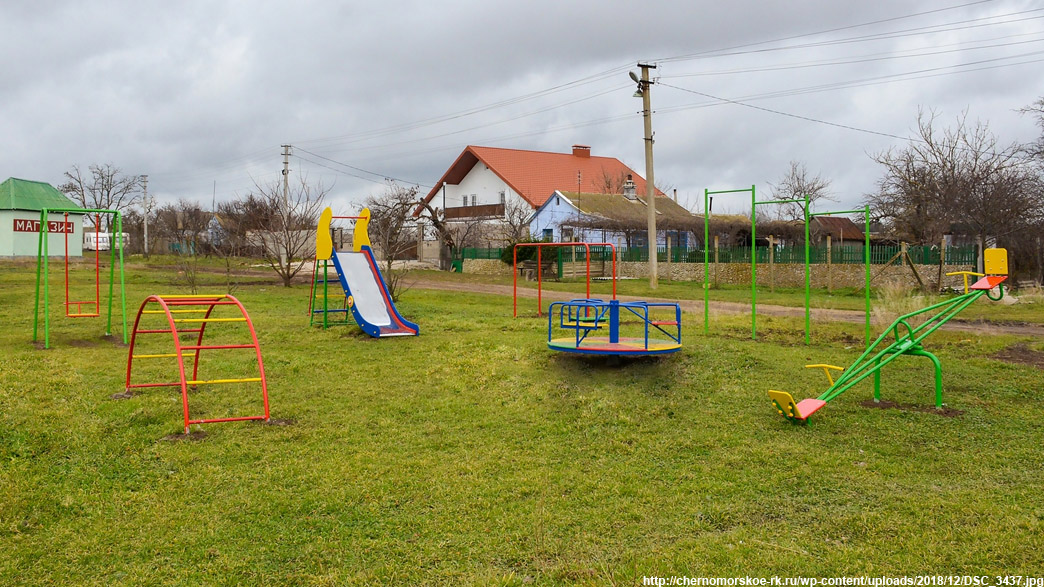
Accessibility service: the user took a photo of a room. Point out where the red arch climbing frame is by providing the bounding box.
[125,294,270,433]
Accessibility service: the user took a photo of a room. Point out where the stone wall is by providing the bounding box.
[463,259,512,275]
[620,261,977,290]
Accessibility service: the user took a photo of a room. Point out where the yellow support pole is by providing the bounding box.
[805,364,845,385]
[132,353,180,359]
[172,317,247,323]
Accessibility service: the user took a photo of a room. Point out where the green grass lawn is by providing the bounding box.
[2,261,1043,583]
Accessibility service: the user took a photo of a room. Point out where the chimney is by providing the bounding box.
[623,174,638,200]
[571,144,591,158]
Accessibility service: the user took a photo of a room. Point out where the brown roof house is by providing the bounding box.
[529,176,697,249]
[810,216,867,250]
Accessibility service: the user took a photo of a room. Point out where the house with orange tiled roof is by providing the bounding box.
[417,144,663,225]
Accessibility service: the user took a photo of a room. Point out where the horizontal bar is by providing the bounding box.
[126,382,184,389]
[189,416,267,425]
[159,300,237,306]
[811,209,865,216]
[754,198,804,205]
[172,318,246,323]
[142,309,209,314]
[179,344,256,350]
[706,188,753,195]
[133,327,203,334]
[132,353,180,359]
[68,313,101,318]
[185,377,263,385]
[157,294,228,300]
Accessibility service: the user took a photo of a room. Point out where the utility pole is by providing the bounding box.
[141,174,150,258]
[281,145,292,211]
[280,145,292,267]
[634,63,658,288]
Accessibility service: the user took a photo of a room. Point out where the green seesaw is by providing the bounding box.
[769,248,1010,423]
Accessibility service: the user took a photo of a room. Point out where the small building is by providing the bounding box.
[811,216,867,250]
[529,178,697,248]
[0,178,84,257]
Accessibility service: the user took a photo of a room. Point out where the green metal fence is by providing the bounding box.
[458,244,977,265]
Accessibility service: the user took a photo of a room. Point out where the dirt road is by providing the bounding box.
[409,277,1044,338]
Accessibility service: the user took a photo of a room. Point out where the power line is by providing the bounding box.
[655,1,1012,63]
[660,34,1044,78]
[295,148,430,188]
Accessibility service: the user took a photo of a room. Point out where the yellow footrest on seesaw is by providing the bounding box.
[768,390,827,422]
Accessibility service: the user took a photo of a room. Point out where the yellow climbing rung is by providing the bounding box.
[142,309,210,314]
[173,317,247,323]
[132,353,180,359]
[185,377,262,385]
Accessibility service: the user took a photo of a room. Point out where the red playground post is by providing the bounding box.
[513,242,617,317]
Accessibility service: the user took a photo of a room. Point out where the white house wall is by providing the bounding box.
[441,164,520,211]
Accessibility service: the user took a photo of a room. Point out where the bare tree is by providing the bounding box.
[154,199,212,292]
[501,198,533,244]
[365,182,421,300]
[58,164,141,231]
[1019,96,1044,162]
[768,161,833,222]
[595,169,629,194]
[866,109,1044,247]
[242,177,328,287]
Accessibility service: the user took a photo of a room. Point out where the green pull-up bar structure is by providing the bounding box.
[703,186,811,342]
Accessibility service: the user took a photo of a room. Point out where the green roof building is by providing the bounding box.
[0,177,85,256]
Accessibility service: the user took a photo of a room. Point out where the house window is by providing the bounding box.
[542,229,553,242]
[561,228,574,242]
[499,191,506,204]
[471,195,477,207]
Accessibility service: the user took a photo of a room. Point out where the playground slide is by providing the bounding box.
[329,246,419,338]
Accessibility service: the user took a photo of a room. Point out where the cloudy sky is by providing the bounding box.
[3,0,1043,216]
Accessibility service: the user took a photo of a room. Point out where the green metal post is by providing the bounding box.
[32,209,45,342]
[105,213,118,338]
[43,209,51,348]
[864,205,871,346]
[803,194,810,345]
[750,184,757,340]
[119,213,127,343]
[703,188,710,335]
